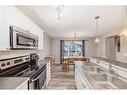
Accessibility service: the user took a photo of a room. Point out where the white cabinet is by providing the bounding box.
[75,68,87,89]
[0,7,8,50]
[75,62,92,89]
[0,6,44,50]
[16,81,28,90]
[46,61,51,85]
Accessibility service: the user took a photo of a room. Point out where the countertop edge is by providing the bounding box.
[15,77,30,89]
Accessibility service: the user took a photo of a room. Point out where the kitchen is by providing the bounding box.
[1,5,127,91]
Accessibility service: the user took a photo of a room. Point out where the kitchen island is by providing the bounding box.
[75,61,127,89]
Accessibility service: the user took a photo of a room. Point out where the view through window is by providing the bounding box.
[60,40,85,58]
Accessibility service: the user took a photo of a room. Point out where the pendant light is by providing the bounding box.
[74,33,77,56]
[94,16,100,43]
[119,6,127,37]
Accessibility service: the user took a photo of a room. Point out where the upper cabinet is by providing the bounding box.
[0,6,44,50]
[0,7,7,50]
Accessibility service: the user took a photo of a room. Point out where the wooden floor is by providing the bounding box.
[45,64,76,90]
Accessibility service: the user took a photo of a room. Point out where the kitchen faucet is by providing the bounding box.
[97,53,114,74]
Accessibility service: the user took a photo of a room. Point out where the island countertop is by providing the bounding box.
[75,61,127,89]
[0,77,29,89]
[91,57,127,69]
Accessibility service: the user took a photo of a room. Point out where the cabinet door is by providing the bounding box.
[75,68,80,89]
[5,7,27,31]
[46,61,51,85]
[16,81,28,90]
[75,64,91,89]
[75,69,87,89]
[0,7,7,50]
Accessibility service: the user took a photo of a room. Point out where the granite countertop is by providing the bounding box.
[38,58,51,64]
[0,77,29,89]
[91,57,127,69]
[38,59,51,67]
[76,61,127,89]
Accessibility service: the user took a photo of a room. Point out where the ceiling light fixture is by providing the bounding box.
[56,5,64,23]
[94,16,100,43]
[74,33,77,40]
[119,6,127,37]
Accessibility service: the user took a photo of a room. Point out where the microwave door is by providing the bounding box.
[10,26,38,49]
[18,35,28,46]
[16,34,37,49]
[17,34,30,46]
[27,39,35,47]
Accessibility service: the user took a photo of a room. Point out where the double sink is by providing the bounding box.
[82,62,127,89]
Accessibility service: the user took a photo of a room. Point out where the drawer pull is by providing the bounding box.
[82,83,86,88]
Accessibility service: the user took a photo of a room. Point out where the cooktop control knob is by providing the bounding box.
[1,63,5,67]
[7,62,10,65]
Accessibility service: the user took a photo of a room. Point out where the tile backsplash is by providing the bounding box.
[0,50,38,60]
[0,50,48,61]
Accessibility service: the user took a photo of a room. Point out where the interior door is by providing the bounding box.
[105,36,116,60]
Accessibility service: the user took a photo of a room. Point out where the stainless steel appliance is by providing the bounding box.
[0,54,46,89]
[29,53,39,70]
[28,65,46,89]
[10,26,38,50]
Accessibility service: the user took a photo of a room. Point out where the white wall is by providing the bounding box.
[39,32,52,60]
[85,38,97,57]
[51,37,97,64]
[96,29,127,63]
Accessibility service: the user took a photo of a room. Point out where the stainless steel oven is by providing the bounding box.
[29,65,47,89]
[10,26,38,50]
[0,55,47,90]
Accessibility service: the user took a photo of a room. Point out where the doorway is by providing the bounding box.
[105,35,120,60]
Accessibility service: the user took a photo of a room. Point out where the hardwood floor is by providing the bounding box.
[45,64,76,90]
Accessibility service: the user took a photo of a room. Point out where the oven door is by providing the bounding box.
[29,66,46,89]
[10,26,38,50]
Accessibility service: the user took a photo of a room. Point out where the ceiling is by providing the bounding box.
[16,6,124,38]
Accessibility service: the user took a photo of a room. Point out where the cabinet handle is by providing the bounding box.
[82,83,86,88]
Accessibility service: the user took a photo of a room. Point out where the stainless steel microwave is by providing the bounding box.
[10,26,38,50]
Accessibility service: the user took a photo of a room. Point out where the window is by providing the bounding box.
[60,40,85,58]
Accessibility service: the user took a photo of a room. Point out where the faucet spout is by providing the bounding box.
[97,53,113,74]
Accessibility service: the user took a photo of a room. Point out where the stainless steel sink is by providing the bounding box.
[83,62,96,66]
[90,73,127,89]
[81,61,127,89]
[83,66,105,73]
[90,73,108,81]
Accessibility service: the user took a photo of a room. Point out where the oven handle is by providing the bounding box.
[31,69,46,82]
[31,76,39,82]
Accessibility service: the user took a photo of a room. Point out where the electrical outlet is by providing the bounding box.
[123,53,127,56]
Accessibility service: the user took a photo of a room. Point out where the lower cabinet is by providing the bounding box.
[75,69,87,89]
[46,61,51,85]
[75,63,91,89]
[16,81,28,90]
